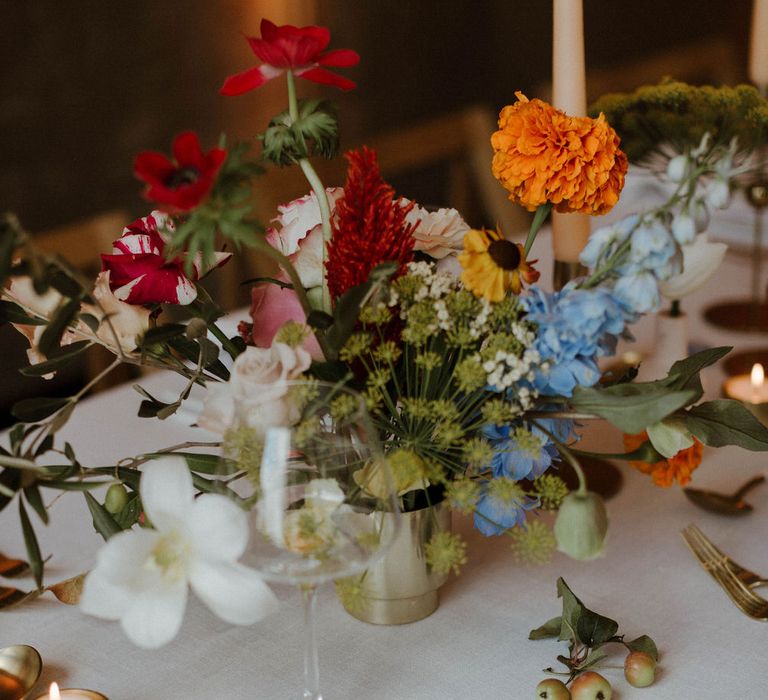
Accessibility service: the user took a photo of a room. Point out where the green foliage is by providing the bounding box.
[261,99,339,166]
[530,577,658,683]
[590,79,768,162]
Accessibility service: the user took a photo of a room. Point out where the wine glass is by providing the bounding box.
[229,380,400,700]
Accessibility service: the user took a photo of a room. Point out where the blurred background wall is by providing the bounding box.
[0,0,756,422]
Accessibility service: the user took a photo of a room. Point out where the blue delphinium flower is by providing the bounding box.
[613,270,660,314]
[522,284,626,396]
[580,214,639,270]
[474,477,539,536]
[621,219,681,280]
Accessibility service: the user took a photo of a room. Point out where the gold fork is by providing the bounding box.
[681,524,768,621]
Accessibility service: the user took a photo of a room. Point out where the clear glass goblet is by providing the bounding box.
[229,380,400,700]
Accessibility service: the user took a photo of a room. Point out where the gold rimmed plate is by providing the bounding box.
[0,645,42,700]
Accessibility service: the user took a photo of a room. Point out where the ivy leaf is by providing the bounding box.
[557,577,583,642]
[529,616,562,640]
[626,634,659,660]
[685,399,768,450]
[576,607,619,648]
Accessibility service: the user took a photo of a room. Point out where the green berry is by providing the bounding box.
[104,484,129,514]
[536,678,571,699]
[624,651,657,688]
[570,671,612,700]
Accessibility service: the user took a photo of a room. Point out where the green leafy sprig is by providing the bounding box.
[529,577,658,682]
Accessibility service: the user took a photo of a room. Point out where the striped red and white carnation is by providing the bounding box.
[100,211,231,306]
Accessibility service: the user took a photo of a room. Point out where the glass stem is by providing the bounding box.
[301,583,323,700]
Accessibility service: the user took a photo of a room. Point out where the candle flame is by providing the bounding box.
[751,363,765,388]
[50,683,61,700]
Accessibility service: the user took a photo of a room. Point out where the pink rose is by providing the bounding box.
[100,211,231,305]
[249,283,322,359]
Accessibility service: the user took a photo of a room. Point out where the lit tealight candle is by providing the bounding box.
[33,682,108,700]
[723,363,768,424]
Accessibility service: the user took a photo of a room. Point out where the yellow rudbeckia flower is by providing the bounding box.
[458,228,540,301]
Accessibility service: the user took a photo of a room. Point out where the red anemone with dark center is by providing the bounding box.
[133,131,226,213]
[220,19,359,95]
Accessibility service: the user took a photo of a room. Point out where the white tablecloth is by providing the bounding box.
[3,223,768,698]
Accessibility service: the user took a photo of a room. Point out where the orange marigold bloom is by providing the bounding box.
[491,92,628,215]
[458,227,539,302]
[623,430,704,488]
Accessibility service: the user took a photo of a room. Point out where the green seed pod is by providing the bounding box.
[553,491,608,561]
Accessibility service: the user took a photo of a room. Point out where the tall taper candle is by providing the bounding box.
[750,0,768,88]
[552,0,590,268]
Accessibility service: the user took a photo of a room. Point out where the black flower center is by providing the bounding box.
[487,239,521,270]
[165,166,200,189]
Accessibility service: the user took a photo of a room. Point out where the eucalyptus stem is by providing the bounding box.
[286,70,333,315]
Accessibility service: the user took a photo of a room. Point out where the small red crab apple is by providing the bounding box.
[569,672,612,700]
[624,650,657,687]
[536,677,571,699]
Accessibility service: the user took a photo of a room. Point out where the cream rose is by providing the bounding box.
[197,342,312,435]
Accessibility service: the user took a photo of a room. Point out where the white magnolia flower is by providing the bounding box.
[658,233,727,301]
[80,458,279,649]
[403,200,469,259]
[197,342,311,435]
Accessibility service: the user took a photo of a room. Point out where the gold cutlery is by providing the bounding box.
[681,524,768,621]
[683,474,765,515]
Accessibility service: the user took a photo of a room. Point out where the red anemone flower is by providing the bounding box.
[220,19,359,95]
[100,212,231,306]
[133,131,226,213]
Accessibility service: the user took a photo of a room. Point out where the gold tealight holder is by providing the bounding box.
[32,682,108,700]
[723,362,768,425]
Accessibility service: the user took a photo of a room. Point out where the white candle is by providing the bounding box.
[723,363,768,404]
[749,0,768,88]
[552,0,590,263]
[33,683,107,700]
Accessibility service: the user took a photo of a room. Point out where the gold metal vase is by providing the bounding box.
[341,501,451,625]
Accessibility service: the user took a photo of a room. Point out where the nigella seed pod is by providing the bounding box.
[666,154,689,183]
[553,491,608,560]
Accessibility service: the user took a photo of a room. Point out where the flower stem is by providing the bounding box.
[207,321,241,360]
[286,70,333,315]
[532,419,588,495]
[524,202,553,256]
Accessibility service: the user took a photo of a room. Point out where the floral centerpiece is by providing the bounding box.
[2,19,768,646]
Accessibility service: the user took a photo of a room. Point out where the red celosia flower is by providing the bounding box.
[220,19,359,95]
[101,211,231,306]
[133,131,226,213]
[326,147,415,300]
